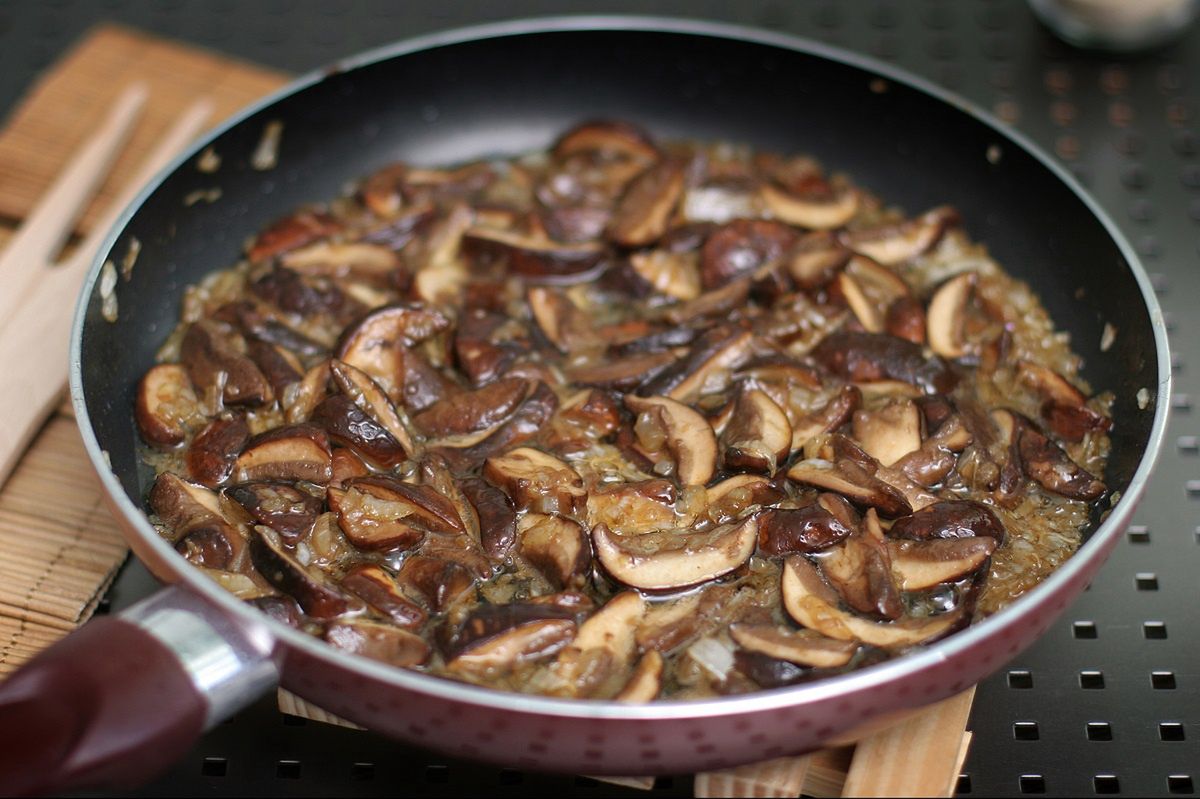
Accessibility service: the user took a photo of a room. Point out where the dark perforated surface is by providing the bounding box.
[3,2,1196,796]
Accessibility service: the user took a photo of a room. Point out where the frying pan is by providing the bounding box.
[0,17,1169,795]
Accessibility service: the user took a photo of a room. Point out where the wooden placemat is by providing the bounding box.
[0,25,972,796]
[0,25,287,677]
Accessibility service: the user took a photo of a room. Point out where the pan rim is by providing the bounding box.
[69,15,1171,722]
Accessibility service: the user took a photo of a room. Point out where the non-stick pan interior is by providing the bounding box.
[78,25,1160,542]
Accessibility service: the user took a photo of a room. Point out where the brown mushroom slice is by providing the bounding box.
[433,381,560,472]
[781,556,963,648]
[887,537,998,591]
[180,320,273,407]
[592,514,758,591]
[446,604,578,675]
[624,395,718,486]
[329,359,417,457]
[552,120,659,163]
[1016,361,1112,442]
[186,414,250,487]
[761,183,859,229]
[705,475,786,523]
[336,303,451,398]
[281,241,399,280]
[791,386,862,452]
[282,360,331,424]
[836,271,884,333]
[663,276,752,326]
[554,592,646,698]
[609,160,685,247]
[564,349,678,393]
[586,479,680,536]
[310,395,407,470]
[615,650,664,703]
[326,485,425,552]
[458,477,517,561]
[349,476,465,534]
[483,447,586,515]
[787,231,852,289]
[700,219,798,290]
[136,364,199,448]
[888,499,1007,543]
[627,250,701,301]
[247,209,342,263]
[643,327,754,405]
[325,619,430,667]
[462,227,605,281]
[340,564,427,629]
[729,624,859,668]
[884,295,927,345]
[722,389,793,473]
[817,509,903,619]
[396,555,475,613]
[811,331,958,395]
[840,206,959,266]
[1017,423,1107,501]
[149,472,241,546]
[926,272,976,359]
[851,399,922,467]
[757,505,853,556]
[245,339,303,397]
[234,424,332,484]
[518,514,592,590]
[527,287,597,353]
[785,459,912,518]
[225,482,322,544]
[248,526,352,620]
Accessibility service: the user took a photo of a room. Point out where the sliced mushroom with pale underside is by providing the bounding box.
[624,394,718,486]
[397,554,476,612]
[482,447,586,515]
[281,241,400,281]
[811,331,958,395]
[887,537,998,591]
[722,389,793,474]
[413,377,529,440]
[1016,360,1112,443]
[790,385,862,453]
[1016,420,1107,501]
[518,513,592,590]
[325,618,430,667]
[615,650,664,703]
[926,271,977,360]
[609,160,685,247]
[840,206,960,265]
[786,458,912,518]
[586,479,681,536]
[817,508,903,619]
[552,120,659,163]
[592,514,758,591]
[248,526,353,620]
[729,624,859,668]
[136,364,200,449]
[760,183,859,229]
[462,227,606,283]
[310,394,407,470]
[234,424,332,484]
[640,327,753,405]
[781,556,964,649]
[851,398,923,467]
[330,359,418,457]
[444,603,578,676]
[335,303,451,399]
[786,231,852,289]
[553,591,647,698]
[526,287,598,353]
[627,250,701,301]
[149,472,243,558]
[180,319,273,407]
[339,564,427,629]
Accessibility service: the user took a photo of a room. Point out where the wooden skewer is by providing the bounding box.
[0,84,146,326]
[0,95,213,488]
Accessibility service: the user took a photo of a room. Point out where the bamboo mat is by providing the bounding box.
[0,25,287,677]
[0,24,972,796]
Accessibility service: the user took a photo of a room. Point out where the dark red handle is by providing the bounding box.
[0,616,207,796]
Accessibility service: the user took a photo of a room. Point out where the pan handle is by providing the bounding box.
[0,585,278,796]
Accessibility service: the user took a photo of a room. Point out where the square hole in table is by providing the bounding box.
[1087,722,1113,741]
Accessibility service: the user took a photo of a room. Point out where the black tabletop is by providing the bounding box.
[5,2,1197,797]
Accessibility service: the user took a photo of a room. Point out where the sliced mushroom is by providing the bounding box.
[453,309,524,386]
[340,563,427,628]
[186,414,250,487]
[624,395,718,486]
[149,472,241,546]
[592,514,758,591]
[397,555,475,612]
[325,619,430,666]
[248,526,351,620]
[926,272,976,359]
[225,482,322,544]
[180,319,273,407]
[251,266,360,324]
[729,624,859,668]
[781,556,963,648]
[885,295,927,345]
[527,287,597,353]
[705,474,787,522]
[817,509,903,619]
[282,360,331,424]
[482,447,586,515]
[1016,361,1112,442]
[247,209,342,263]
[722,389,793,473]
[627,250,702,301]
[433,381,559,472]
[336,303,451,398]
[609,160,685,247]
[786,459,912,518]
[757,504,853,556]
[615,650,664,703]
[458,476,517,561]
[700,219,798,290]
[786,231,852,289]
[563,349,678,393]
[887,537,997,591]
[840,206,959,265]
[1016,422,1107,501]
[234,424,332,484]
[640,327,754,404]
[281,241,400,281]
[462,227,605,282]
[553,591,646,698]
[852,398,922,467]
[445,603,578,675]
[413,380,527,443]
[326,483,426,552]
[518,513,591,589]
[760,183,859,229]
[888,500,1006,543]
[310,395,407,469]
[586,479,680,536]
[552,120,659,163]
[811,331,958,394]
[330,359,418,457]
[836,271,884,333]
[136,364,199,448]
[244,338,303,397]
[791,386,862,452]
[663,276,752,326]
